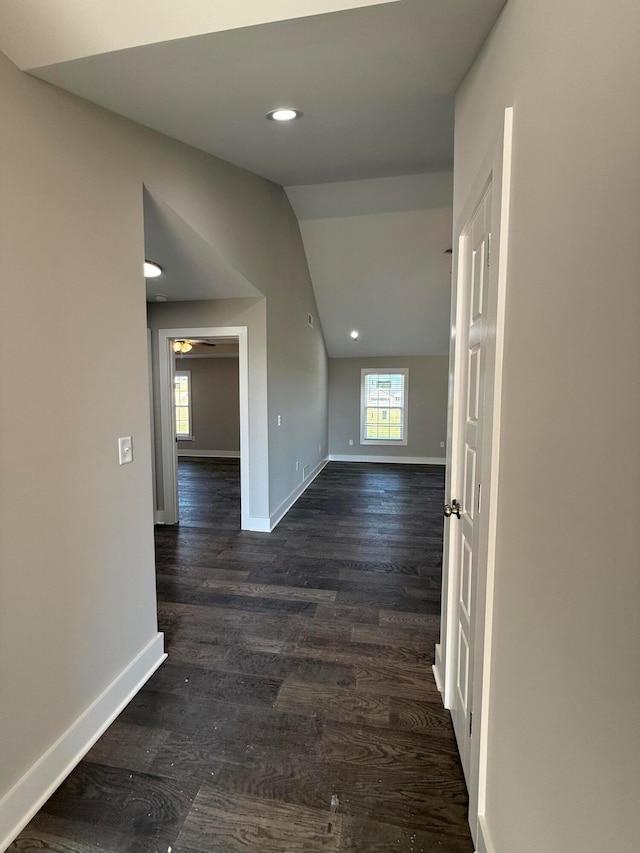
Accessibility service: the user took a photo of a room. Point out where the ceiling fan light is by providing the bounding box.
[173,341,182,353]
[182,342,193,353]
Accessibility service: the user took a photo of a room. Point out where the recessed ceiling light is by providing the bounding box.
[266,108,303,122]
[144,260,163,278]
[153,294,169,302]
[350,330,359,340]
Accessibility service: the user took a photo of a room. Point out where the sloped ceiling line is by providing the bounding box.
[143,188,263,302]
[0,0,402,69]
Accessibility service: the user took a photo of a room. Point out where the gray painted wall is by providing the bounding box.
[328,356,448,459]
[265,272,329,514]
[176,356,240,453]
[453,1,640,850]
[1,50,157,816]
[0,44,327,827]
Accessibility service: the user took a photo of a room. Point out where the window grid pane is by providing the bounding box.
[363,372,405,441]
[174,373,191,437]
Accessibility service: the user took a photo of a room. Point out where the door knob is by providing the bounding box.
[444,499,461,519]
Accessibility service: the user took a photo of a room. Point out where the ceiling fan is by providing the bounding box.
[172,339,217,354]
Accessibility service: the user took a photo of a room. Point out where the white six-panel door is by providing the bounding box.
[439,107,514,849]
[450,187,492,781]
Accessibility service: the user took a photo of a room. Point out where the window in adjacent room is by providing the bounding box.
[174,371,193,439]
[360,369,408,445]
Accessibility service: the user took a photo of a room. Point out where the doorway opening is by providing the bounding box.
[174,336,241,527]
[157,326,250,530]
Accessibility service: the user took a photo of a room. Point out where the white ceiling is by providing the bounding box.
[6,0,507,186]
[0,0,507,357]
[299,202,453,358]
[290,171,453,357]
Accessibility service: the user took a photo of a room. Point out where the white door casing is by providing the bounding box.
[147,328,157,521]
[439,107,514,846]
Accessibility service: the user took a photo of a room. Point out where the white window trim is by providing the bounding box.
[360,368,409,446]
[174,370,194,441]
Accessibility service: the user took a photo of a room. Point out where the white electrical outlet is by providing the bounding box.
[440,441,445,448]
[118,436,133,465]
[277,415,282,426]
[349,439,354,446]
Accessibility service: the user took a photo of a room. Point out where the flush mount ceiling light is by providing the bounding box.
[350,330,359,340]
[153,294,169,302]
[265,108,303,122]
[173,340,193,354]
[144,260,163,278]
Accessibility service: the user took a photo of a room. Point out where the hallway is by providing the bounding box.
[11,461,473,852]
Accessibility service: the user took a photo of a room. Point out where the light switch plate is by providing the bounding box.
[118,436,133,465]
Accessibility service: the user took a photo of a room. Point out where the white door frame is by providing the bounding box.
[438,107,514,848]
[147,328,157,519]
[157,326,250,530]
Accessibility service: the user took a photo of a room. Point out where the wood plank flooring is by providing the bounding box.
[10,459,474,853]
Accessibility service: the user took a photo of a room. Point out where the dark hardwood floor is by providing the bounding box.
[10,459,474,853]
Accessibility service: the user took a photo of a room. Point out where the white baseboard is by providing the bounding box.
[154,510,166,525]
[0,633,166,853]
[245,516,271,533]
[328,454,446,465]
[476,815,495,853]
[269,459,328,531]
[177,450,240,458]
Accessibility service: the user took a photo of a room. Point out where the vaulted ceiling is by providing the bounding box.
[0,0,508,356]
